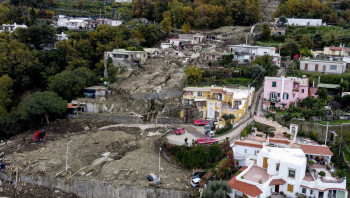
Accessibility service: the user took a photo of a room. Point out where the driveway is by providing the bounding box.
[166,125,206,146]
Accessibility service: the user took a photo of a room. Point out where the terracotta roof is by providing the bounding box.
[329,47,343,51]
[228,176,262,197]
[269,138,290,145]
[234,141,263,148]
[269,179,286,186]
[211,88,226,94]
[238,166,248,172]
[199,171,214,188]
[299,144,333,156]
[67,103,77,109]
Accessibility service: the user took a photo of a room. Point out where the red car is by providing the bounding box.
[197,137,219,145]
[174,128,185,135]
[194,119,210,126]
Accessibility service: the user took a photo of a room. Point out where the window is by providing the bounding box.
[310,190,313,195]
[315,64,319,71]
[277,93,280,97]
[288,169,296,178]
[276,164,279,171]
[305,63,308,70]
[287,184,294,192]
[198,91,203,96]
[272,81,277,87]
[301,89,304,93]
[283,93,289,100]
[302,188,306,194]
[187,91,193,95]
[330,65,337,70]
[113,54,117,58]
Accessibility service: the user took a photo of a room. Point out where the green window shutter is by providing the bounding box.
[287,94,289,99]
[272,82,276,87]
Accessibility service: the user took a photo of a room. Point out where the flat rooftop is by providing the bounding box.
[243,166,269,184]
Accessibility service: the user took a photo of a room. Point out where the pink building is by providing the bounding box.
[263,76,309,110]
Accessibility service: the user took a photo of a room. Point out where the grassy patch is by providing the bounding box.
[315,120,350,125]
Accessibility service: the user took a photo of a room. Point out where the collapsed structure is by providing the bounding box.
[227,44,281,67]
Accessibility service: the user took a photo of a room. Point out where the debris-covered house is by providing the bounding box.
[182,86,254,128]
[83,86,107,98]
[227,44,281,67]
[104,49,148,76]
[178,33,205,44]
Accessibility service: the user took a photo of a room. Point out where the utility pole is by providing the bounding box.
[159,147,162,172]
[66,141,71,172]
[325,122,329,146]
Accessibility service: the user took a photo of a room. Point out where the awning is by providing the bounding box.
[194,98,207,102]
[269,179,286,186]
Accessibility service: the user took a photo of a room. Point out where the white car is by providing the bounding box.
[190,177,201,188]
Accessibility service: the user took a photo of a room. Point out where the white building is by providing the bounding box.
[232,140,263,166]
[115,0,132,2]
[57,16,89,30]
[161,43,173,49]
[178,33,205,44]
[227,44,281,67]
[96,18,122,27]
[275,18,325,26]
[229,144,347,198]
[300,59,346,74]
[56,32,69,41]
[0,23,27,33]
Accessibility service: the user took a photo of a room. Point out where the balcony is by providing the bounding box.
[308,165,345,184]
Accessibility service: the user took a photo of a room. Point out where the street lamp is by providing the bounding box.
[159,147,162,172]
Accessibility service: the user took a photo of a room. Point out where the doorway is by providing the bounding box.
[275,185,279,193]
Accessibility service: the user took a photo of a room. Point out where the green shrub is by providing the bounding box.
[318,171,326,177]
[268,131,275,137]
[309,131,318,141]
[216,123,233,135]
[286,134,291,138]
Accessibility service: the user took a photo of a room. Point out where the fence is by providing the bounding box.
[0,172,190,198]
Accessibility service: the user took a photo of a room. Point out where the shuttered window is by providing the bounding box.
[287,184,294,192]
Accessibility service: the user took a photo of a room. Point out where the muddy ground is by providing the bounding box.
[2,122,193,192]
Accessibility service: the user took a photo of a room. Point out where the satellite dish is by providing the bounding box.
[136,54,141,59]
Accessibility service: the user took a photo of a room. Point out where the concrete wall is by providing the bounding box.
[0,173,190,198]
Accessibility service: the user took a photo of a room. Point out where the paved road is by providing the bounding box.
[166,68,287,146]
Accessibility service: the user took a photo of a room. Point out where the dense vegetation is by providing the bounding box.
[185,55,277,88]
[0,3,167,136]
[133,0,262,29]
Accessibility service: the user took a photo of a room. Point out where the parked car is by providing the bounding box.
[174,128,185,135]
[190,171,205,188]
[146,173,160,184]
[194,119,210,126]
[196,137,219,145]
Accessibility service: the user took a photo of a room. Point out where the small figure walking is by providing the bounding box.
[184,137,188,145]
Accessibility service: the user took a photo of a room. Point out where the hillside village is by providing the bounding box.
[0,0,350,198]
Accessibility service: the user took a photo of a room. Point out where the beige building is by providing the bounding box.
[300,59,346,74]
